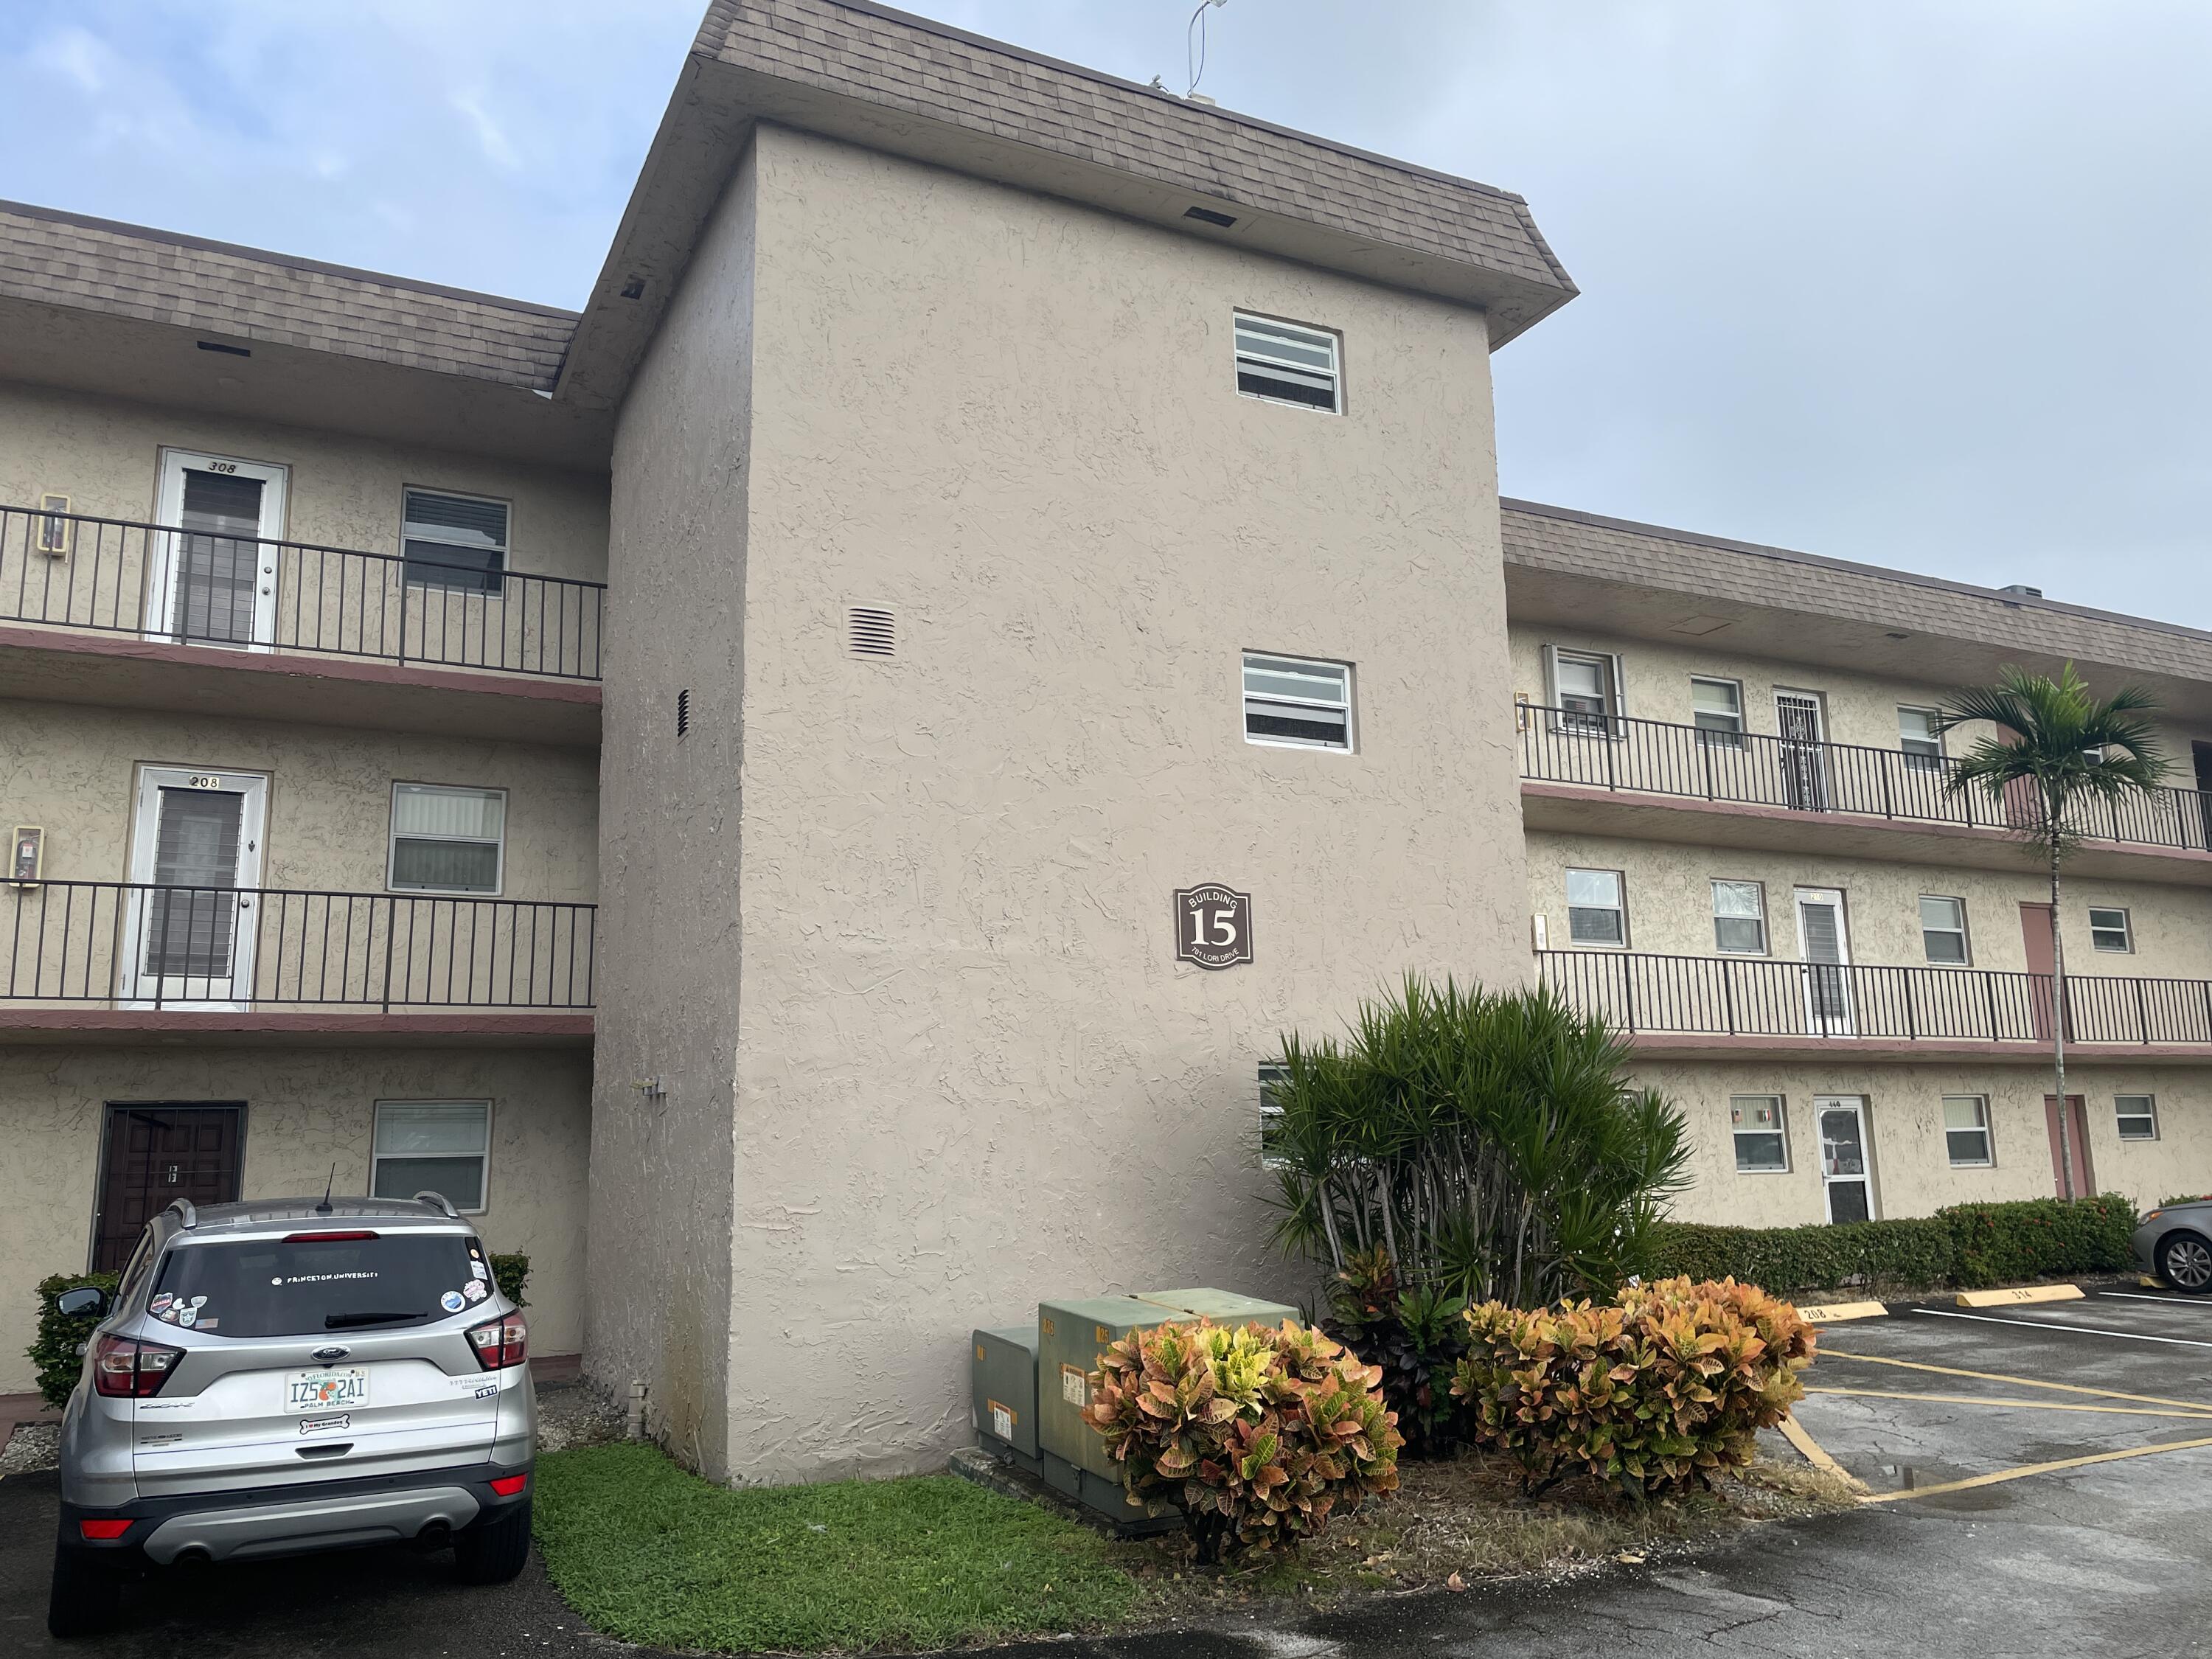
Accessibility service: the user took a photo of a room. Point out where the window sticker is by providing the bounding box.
[178,1307,198,1328]
[439,1290,466,1313]
[471,1261,490,1281]
[150,1293,175,1314]
[462,1279,488,1303]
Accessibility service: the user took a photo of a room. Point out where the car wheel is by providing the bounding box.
[46,1545,118,1639]
[453,1495,532,1585]
[2160,1233,2212,1294]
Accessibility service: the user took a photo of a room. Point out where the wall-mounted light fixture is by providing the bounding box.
[10,825,44,886]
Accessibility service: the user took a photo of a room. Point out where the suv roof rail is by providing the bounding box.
[164,1197,198,1230]
[412,1190,459,1219]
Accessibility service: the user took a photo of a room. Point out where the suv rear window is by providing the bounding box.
[150,1232,490,1338]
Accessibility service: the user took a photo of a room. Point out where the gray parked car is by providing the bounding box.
[47,1194,536,1638]
[2134,1197,2212,1293]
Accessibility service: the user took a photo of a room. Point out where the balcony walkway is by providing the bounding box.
[2,880,594,1046]
[1519,703,2212,884]
[1540,948,2212,1065]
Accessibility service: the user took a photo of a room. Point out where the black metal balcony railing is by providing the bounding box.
[1540,949,2212,1047]
[1519,704,2212,854]
[2,880,594,1010]
[1,505,603,681]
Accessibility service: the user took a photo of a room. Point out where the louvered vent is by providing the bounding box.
[676,688,690,738]
[847,607,896,658]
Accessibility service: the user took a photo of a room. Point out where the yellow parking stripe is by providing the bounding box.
[1804,1385,2212,1421]
[1860,1433,2212,1504]
[1778,1411,1864,1490]
[1822,1349,2212,1416]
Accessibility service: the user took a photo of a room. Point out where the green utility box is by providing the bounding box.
[970,1326,1040,1475]
[1034,1295,1190,1482]
[1137,1287,1301,1327]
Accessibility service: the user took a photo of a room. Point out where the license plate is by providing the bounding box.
[286,1369,369,1413]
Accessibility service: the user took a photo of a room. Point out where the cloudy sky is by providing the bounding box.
[6,1,2208,623]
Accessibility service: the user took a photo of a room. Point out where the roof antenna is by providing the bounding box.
[316,1163,335,1215]
[1161,0,1226,102]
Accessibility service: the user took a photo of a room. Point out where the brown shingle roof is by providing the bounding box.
[695,0,1573,294]
[1500,498,2212,680]
[0,201,577,391]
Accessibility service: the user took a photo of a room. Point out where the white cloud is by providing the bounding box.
[449,91,521,172]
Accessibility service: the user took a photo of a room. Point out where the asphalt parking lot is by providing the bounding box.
[6,1286,2211,1658]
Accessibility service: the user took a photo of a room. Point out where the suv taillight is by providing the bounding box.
[467,1312,528,1371]
[92,1333,184,1398]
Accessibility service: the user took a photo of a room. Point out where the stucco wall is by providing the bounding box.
[720,127,1526,1482]
[0,698,598,900]
[0,1044,590,1393]
[0,379,608,583]
[1508,625,2207,792]
[1525,830,2212,982]
[585,142,757,1475]
[1638,1056,2207,1228]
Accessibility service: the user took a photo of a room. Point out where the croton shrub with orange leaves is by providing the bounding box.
[1450,1276,1815,1500]
[1082,1319,1403,1564]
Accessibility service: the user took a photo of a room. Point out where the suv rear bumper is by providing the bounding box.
[58,1460,531,1568]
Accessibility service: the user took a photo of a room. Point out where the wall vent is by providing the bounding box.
[847,607,896,658]
[1184,205,1237,228]
[676,688,690,738]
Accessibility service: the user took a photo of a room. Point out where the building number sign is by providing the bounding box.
[1174,883,1253,970]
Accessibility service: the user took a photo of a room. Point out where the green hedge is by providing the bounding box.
[1652,1194,2139,1298]
[1942,1194,2136,1290]
[490,1251,531,1308]
[29,1272,118,1411]
[1651,1219,1953,1296]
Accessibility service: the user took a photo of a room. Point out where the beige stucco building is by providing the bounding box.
[3,0,2209,1481]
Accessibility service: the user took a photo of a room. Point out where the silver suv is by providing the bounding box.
[47,1194,537,1638]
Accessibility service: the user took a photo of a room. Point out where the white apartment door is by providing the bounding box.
[1816,1096,1876,1222]
[1775,689,1829,811]
[1795,887,1854,1036]
[119,767,270,1009]
[146,451,289,649]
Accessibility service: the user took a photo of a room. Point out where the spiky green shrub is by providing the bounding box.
[1082,1319,1402,1564]
[1450,1277,1814,1500]
[1265,978,1690,1307]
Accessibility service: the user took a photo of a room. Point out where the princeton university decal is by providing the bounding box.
[1173,883,1253,970]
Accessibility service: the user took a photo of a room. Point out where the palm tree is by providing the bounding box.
[1935,664,2165,1197]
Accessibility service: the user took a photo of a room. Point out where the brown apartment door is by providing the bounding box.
[2044,1095,2096,1199]
[91,1105,244,1272]
[2020,902,2059,1040]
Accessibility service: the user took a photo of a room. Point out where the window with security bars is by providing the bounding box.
[1233,313,1340,413]
[403,489,509,594]
[1243,653,1352,749]
[372,1101,491,1211]
[1730,1096,1788,1172]
[388,784,507,894]
[1943,1096,1993,1166]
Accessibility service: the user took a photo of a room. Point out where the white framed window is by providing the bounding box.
[389,783,507,895]
[2115,1093,2158,1141]
[2089,906,2134,953]
[372,1100,491,1212]
[1942,1096,1994,1167]
[1731,1096,1789,1172]
[1919,896,1969,965]
[1232,312,1340,413]
[1548,648,1621,735]
[1259,1062,1289,1169]
[403,487,509,594]
[1691,678,1745,745]
[1898,706,1944,771]
[1565,868,1627,947]
[1242,653,1352,750]
[1711,880,1768,954]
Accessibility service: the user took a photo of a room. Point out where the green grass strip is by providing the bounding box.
[532,1443,1140,1653]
